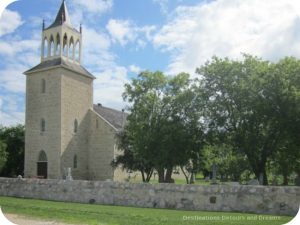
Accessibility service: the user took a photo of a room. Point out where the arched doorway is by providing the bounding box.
[37,150,48,179]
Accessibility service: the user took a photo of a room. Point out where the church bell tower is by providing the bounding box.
[24,0,95,180]
[40,0,82,64]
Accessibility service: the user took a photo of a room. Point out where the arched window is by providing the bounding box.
[74,119,78,133]
[43,38,48,58]
[63,34,68,57]
[96,119,99,129]
[49,35,54,56]
[41,118,46,132]
[75,41,80,61]
[38,150,47,162]
[69,37,74,59]
[73,155,78,169]
[41,79,46,93]
[55,33,61,56]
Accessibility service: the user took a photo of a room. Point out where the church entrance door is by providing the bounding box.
[37,150,48,179]
[37,162,47,178]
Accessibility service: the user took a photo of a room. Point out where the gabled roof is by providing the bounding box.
[46,0,72,30]
[93,104,127,130]
[24,58,95,79]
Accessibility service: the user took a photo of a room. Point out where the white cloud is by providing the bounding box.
[72,0,113,14]
[0,110,24,126]
[0,64,26,93]
[106,19,137,46]
[81,26,115,69]
[83,27,111,51]
[0,39,40,58]
[153,0,169,15]
[106,19,156,47]
[0,95,25,126]
[153,0,300,74]
[93,66,129,110]
[0,9,23,37]
[128,64,142,74]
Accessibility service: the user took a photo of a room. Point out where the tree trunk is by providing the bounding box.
[141,170,145,182]
[158,168,165,183]
[180,166,189,184]
[283,174,289,185]
[256,167,268,185]
[189,173,195,184]
[262,166,268,185]
[157,167,173,183]
[145,169,154,182]
[165,167,173,183]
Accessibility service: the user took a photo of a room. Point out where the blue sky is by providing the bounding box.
[1,0,300,126]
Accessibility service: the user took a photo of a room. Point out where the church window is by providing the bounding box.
[96,119,98,129]
[38,150,47,162]
[43,38,48,58]
[73,155,78,169]
[41,79,46,93]
[74,119,78,133]
[41,118,46,132]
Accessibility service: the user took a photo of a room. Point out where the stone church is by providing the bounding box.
[23,0,127,181]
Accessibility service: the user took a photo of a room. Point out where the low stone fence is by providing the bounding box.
[0,178,299,216]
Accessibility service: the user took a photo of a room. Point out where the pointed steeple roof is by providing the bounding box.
[46,0,72,29]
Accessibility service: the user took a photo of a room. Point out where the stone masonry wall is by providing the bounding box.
[60,69,93,180]
[88,110,115,181]
[25,69,62,179]
[0,178,299,216]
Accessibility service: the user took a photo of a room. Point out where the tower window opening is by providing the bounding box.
[41,79,46,93]
[73,155,78,169]
[41,118,46,132]
[55,33,61,56]
[49,36,54,57]
[69,37,74,60]
[74,119,78,133]
[43,38,48,58]
[63,34,68,57]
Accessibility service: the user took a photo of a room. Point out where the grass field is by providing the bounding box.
[0,196,293,225]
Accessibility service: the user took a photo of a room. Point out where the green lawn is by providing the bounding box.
[0,196,293,225]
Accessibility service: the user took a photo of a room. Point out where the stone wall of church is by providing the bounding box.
[24,69,62,179]
[88,110,116,181]
[0,178,299,216]
[60,69,93,180]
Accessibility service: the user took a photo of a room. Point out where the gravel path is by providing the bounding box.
[4,213,82,225]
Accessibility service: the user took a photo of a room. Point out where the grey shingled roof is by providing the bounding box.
[93,104,127,130]
[24,58,95,79]
[46,0,72,30]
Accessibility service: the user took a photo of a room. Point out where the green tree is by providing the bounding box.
[202,144,251,182]
[121,71,205,183]
[0,125,25,177]
[0,140,7,173]
[112,130,154,182]
[197,55,300,185]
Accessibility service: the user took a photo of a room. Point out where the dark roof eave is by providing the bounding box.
[92,104,127,131]
[24,65,95,79]
[24,59,96,79]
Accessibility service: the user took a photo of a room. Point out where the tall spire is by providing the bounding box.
[46,0,72,29]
